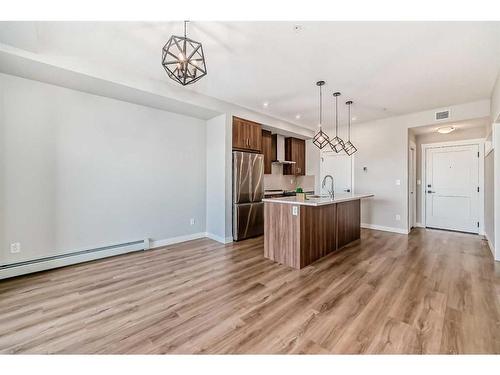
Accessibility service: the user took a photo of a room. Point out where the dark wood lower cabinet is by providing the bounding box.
[264,199,362,269]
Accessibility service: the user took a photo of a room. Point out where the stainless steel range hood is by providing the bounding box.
[271,134,296,164]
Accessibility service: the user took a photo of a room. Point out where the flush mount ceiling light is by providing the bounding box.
[437,126,456,134]
[312,81,330,149]
[343,101,358,156]
[162,21,207,86]
[329,92,345,153]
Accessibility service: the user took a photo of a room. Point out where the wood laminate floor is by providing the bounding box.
[0,228,499,354]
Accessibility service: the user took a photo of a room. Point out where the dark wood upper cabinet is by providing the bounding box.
[283,137,306,176]
[232,116,262,153]
[261,130,272,174]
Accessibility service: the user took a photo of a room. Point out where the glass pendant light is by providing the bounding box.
[343,100,358,155]
[312,81,330,149]
[162,21,207,86]
[329,92,345,153]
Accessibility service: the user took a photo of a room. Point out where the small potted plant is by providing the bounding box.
[295,187,306,201]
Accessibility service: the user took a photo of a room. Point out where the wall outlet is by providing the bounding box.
[417,179,421,185]
[395,179,401,186]
[395,214,401,221]
[292,206,298,216]
[190,218,196,226]
[10,242,21,254]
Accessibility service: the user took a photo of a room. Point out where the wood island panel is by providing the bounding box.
[299,204,337,268]
[264,198,363,269]
[264,202,301,268]
[336,199,361,249]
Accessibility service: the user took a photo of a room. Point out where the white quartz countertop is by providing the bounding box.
[262,193,374,206]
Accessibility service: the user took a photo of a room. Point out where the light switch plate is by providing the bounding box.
[395,179,401,186]
[10,242,21,253]
[292,206,298,216]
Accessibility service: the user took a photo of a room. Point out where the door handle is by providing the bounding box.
[427,190,435,193]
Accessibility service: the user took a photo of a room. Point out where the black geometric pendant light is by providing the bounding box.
[162,21,207,86]
[312,81,330,149]
[343,100,358,155]
[329,92,345,153]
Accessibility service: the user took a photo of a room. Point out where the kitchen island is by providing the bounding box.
[263,193,373,269]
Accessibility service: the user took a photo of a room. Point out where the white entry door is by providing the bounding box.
[320,151,353,195]
[425,144,479,233]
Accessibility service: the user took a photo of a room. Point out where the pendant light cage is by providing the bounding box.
[312,81,330,149]
[162,21,207,86]
[343,100,357,155]
[329,92,345,153]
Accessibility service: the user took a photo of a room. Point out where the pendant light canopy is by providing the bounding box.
[162,21,207,86]
[312,81,330,149]
[329,92,345,153]
[343,100,358,155]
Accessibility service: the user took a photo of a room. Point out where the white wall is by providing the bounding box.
[352,99,490,233]
[0,73,207,266]
[494,123,500,261]
[490,74,500,260]
[205,114,230,242]
[491,73,500,124]
[485,148,494,253]
[305,139,321,194]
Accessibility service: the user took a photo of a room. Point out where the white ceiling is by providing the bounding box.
[1,21,499,129]
[409,116,489,135]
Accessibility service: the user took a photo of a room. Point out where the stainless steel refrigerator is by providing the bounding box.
[233,151,264,241]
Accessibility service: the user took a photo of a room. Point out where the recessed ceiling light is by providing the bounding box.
[437,126,455,134]
[263,102,269,108]
[295,114,301,119]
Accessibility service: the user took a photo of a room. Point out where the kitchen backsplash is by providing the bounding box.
[263,164,315,192]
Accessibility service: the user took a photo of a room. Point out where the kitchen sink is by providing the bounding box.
[306,194,330,199]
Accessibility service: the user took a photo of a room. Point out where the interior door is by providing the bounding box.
[409,146,416,229]
[320,151,353,195]
[425,144,479,233]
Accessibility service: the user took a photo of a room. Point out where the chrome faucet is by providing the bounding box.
[322,175,335,199]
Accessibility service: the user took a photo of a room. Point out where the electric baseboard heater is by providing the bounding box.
[0,239,148,280]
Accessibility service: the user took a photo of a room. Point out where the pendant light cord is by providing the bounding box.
[335,95,339,136]
[348,102,351,141]
[319,84,322,128]
[184,21,187,39]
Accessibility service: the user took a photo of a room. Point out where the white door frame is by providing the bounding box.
[320,150,355,193]
[408,140,417,230]
[421,138,485,234]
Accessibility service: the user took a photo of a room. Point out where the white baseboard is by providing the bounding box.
[0,241,144,280]
[205,232,233,244]
[415,222,425,228]
[150,232,206,248]
[485,233,495,257]
[151,232,232,248]
[361,223,409,235]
